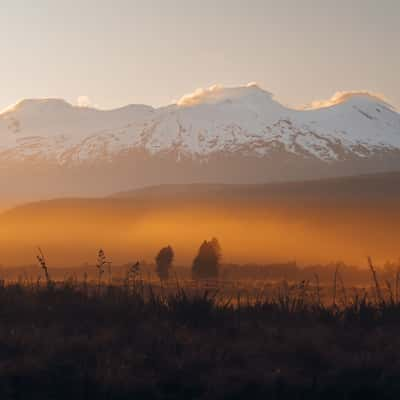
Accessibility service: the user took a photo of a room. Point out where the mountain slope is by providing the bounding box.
[111,172,400,202]
[1,84,400,203]
[1,84,399,163]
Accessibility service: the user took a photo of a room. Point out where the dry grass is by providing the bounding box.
[0,265,399,399]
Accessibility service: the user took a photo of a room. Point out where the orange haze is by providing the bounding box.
[1,193,399,267]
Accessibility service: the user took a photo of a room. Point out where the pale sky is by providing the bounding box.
[1,0,399,111]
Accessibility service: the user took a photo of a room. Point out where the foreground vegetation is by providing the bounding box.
[0,275,400,399]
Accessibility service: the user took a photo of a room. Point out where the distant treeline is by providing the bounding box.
[1,259,398,286]
[220,262,377,284]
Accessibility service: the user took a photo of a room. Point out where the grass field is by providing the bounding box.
[0,264,400,400]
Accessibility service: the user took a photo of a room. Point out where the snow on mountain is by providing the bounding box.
[1,84,399,164]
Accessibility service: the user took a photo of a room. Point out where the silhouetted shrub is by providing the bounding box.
[192,238,221,279]
[156,246,174,281]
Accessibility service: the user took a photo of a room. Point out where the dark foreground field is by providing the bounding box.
[1,279,400,400]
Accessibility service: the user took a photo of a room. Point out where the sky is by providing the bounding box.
[1,0,399,111]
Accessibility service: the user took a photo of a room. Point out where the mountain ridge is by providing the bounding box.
[4,171,400,215]
[1,84,399,164]
[1,84,400,204]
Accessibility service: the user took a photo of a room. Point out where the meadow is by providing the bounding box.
[0,260,399,399]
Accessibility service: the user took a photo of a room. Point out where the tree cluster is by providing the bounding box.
[155,238,221,281]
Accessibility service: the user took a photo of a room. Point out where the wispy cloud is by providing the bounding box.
[177,82,260,107]
[307,91,391,110]
[76,96,92,108]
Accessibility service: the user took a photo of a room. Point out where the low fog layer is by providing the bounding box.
[1,173,400,267]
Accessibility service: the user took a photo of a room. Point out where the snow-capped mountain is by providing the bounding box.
[1,83,400,204]
[1,83,399,164]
